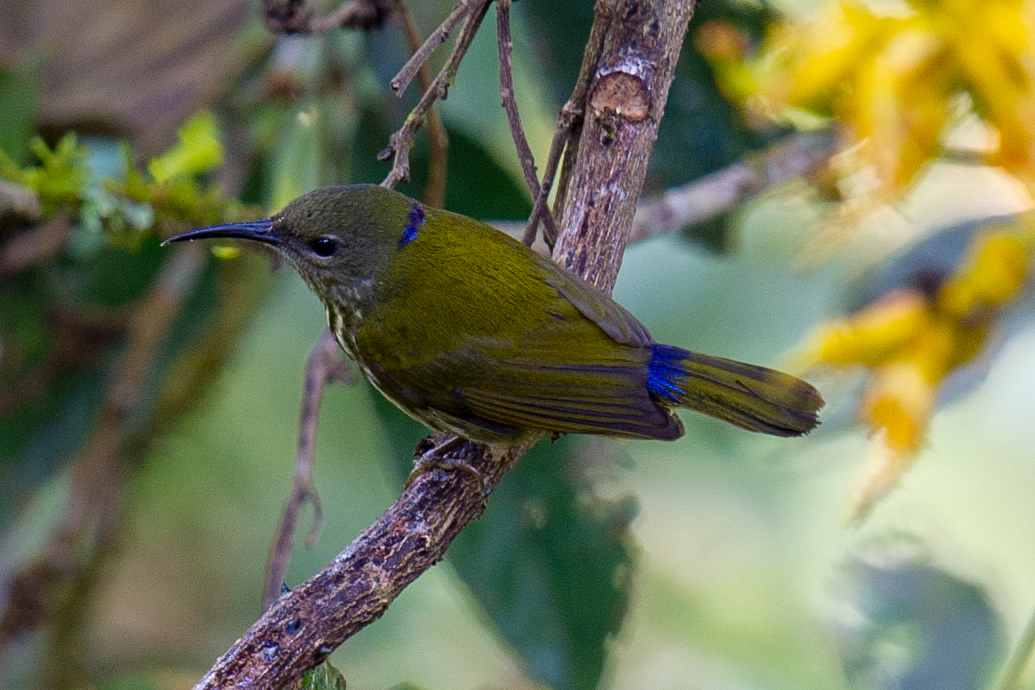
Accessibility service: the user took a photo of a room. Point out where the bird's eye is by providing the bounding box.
[311,237,337,257]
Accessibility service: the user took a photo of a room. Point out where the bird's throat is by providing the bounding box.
[311,273,377,359]
[325,300,361,360]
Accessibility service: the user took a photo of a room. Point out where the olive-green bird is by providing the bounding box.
[164,184,822,443]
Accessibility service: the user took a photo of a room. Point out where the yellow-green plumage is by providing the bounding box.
[164,184,822,443]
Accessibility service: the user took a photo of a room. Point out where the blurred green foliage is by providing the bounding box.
[0,114,262,530]
[0,59,41,166]
[0,135,89,213]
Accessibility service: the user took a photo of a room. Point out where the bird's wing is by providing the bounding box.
[540,270,653,347]
[355,284,680,441]
[454,343,681,440]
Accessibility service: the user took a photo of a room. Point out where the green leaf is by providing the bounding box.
[2,133,90,212]
[410,128,532,220]
[648,0,776,192]
[371,391,636,690]
[451,438,636,690]
[439,6,558,194]
[299,661,347,690]
[833,551,1006,690]
[147,110,225,183]
[520,0,594,106]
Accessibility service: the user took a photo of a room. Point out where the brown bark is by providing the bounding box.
[553,0,697,292]
[192,2,697,687]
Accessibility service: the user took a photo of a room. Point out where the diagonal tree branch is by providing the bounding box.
[495,128,841,249]
[390,0,475,95]
[627,128,839,244]
[193,2,698,687]
[396,0,449,208]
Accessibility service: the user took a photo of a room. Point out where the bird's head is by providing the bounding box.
[164,184,422,310]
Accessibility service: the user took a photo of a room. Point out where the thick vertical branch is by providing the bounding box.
[553,0,696,291]
[192,1,696,687]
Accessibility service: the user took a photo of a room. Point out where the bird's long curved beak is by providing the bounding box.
[161,219,280,247]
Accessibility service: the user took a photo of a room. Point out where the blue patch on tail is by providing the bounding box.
[647,344,688,404]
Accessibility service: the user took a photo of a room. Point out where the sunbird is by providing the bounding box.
[164,185,822,443]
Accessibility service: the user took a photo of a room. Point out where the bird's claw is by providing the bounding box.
[406,437,491,496]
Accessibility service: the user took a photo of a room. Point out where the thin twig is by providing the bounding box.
[264,330,352,610]
[522,106,581,247]
[380,0,491,188]
[495,0,535,193]
[510,130,842,246]
[530,0,613,247]
[390,1,474,96]
[496,0,558,244]
[398,1,449,207]
[553,124,582,244]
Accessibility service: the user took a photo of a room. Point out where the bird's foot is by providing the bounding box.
[406,436,490,496]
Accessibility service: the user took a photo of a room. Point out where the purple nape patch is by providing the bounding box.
[399,201,427,247]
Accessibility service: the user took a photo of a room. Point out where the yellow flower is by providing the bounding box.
[798,215,1035,519]
[939,225,1035,315]
[802,288,929,367]
[746,0,1035,194]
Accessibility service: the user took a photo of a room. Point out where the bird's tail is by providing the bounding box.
[647,344,823,437]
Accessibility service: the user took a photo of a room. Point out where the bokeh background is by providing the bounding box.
[2,0,1035,688]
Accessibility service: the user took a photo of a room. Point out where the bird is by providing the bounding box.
[163,184,822,444]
